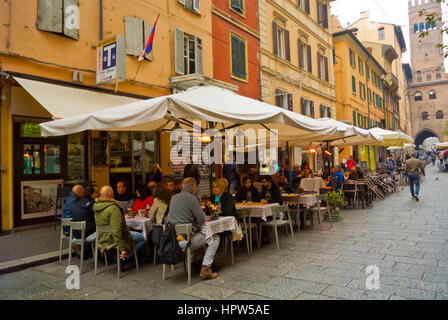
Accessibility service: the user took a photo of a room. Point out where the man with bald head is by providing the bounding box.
[94,186,147,270]
[61,185,84,235]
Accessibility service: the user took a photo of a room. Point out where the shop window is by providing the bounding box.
[44,144,61,174]
[67,133,86,182]
[21,122,42,138]
[24,144,41,175]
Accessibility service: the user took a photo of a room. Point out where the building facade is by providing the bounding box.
[259,0,336,171]
[0,0,218,231]
[333,30,387,169]
[349,11,410,135]
[406,0,448,147]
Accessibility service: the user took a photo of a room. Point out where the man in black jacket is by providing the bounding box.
[235,176,261,203]
[72,184,100,240]
[260,176,283,205]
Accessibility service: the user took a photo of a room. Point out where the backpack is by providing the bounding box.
[157,222,189,265]
[151,206,170,246]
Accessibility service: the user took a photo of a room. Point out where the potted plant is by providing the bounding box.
[210,204,222,221]
[325,191,347,221]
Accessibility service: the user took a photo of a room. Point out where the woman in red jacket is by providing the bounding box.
[132,185,154,212]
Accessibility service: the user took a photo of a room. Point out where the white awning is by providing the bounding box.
[14,77,141,120]
[40,86,350,142]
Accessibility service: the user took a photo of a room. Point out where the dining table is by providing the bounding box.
[201,216,240,244]
[125,215,153,240]
[235,202,280,221]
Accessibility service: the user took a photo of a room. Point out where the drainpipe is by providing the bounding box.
[100,0,104,40]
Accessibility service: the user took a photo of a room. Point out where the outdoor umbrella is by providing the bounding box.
[366,128,414,147]
[40,86,348,142]
[434,142,448,150]
[387,143,416,151]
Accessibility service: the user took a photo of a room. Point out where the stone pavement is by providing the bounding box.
[0,165,447,300]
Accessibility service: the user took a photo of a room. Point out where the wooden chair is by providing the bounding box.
[259,205,294,251]
[68,221,95,273]
[341,180,359,208]
[94,225,139,279]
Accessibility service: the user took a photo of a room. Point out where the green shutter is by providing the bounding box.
[231,35,246,79]
[349,48,352,67]
[352,76,356,93]
[353,110,357,126]
[359,82,362,98]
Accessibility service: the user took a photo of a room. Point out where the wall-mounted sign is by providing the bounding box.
[96,34,126,85]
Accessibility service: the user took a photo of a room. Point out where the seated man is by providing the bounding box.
[167,178,220,279]
[235,176,261,203]
[94,186,147,269]
[348,168,358,180]
[72,184,100,240]
[278,174,294,194]
[327,166,345,191]
[260,176,283,205]
[114,181,135,213]
[61,185,84,235]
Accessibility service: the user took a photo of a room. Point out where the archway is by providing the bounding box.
[415,129,439,149]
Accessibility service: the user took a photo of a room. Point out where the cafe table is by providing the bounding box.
[125,215,153,240]
[201,216,239,244]
[235,202,279,222]
[298,193,318,209]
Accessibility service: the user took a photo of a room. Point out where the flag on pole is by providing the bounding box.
[138,13,160,62]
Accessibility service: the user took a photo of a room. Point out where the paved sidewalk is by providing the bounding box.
[0,166,447,300]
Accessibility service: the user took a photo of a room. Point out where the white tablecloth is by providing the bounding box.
[125,216,153,240]
[298,194,318,209]
[201,216,239,244]
[235,203,279,221]
[300,178,325,193]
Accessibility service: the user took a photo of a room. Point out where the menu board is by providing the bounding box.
[93,138,109,165]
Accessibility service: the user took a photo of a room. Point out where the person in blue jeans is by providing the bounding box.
[405,152,426,201]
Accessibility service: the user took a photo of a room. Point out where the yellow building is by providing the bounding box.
[0,0,223,231]
[333,30,387,169]
[349,11,410,135]
[258,0,336,172]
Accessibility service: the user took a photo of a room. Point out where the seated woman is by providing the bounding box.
[132,185,154,212]
[148,184,170,225]
[205,178,237,218]
[235,176,261,203]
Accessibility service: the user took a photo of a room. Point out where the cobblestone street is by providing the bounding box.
[1,165,447,300]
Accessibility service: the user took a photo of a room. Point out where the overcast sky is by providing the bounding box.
[331,0,448,67]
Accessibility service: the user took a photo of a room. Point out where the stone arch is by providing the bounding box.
[415,129,440,148]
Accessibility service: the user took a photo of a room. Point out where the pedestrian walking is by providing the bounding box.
[438,152,444,166]
[405,151,426,202]
[431,152,436,166]
[385,155,395,175]
[341,156,347,171]
[347,156,356,171]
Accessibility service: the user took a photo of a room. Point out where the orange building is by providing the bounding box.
[212,0,260,99]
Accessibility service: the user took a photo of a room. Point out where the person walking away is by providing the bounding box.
[431,152,437,166]
[405,152,426,202]
[438,152,444,166]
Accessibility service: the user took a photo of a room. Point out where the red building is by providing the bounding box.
[212,0,260,99]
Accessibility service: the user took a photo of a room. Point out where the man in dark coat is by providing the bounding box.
[260,176,283,205]
[235,176,261,203]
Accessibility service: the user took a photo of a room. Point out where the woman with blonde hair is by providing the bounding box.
[148,163,164,184]
[205,178,236,217]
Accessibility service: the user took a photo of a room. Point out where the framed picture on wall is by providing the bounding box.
[21,180,63,220]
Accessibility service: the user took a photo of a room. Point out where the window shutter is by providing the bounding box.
[316,0,321,24]
[284,29,290,61]
[231,36,238,77]
[125,16,143,56]
[301,98,305,114]
[193,0,200,13]
[273,22,278,56]
[178,0,186,5]
[288,93,293,111]
[37,0,63,34]
[174,27,185,75]
[317,52,321,79]
[275,89,282,108]
[328,106,331,119]
[349,48,352,67]
[310,101,315,118]
[320,105,324,118]
[305,0,310,14]
[63,0,79,40]
[238,38,246,79]
[324,56,329,82]
[323,3,328,29]
[353,111,357,126]
[195,35,203,75]
[298,40,304,69]
[184,0,193,10]
[307,45,312,73]
[143,21,153,61]
[352,76,356,93]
